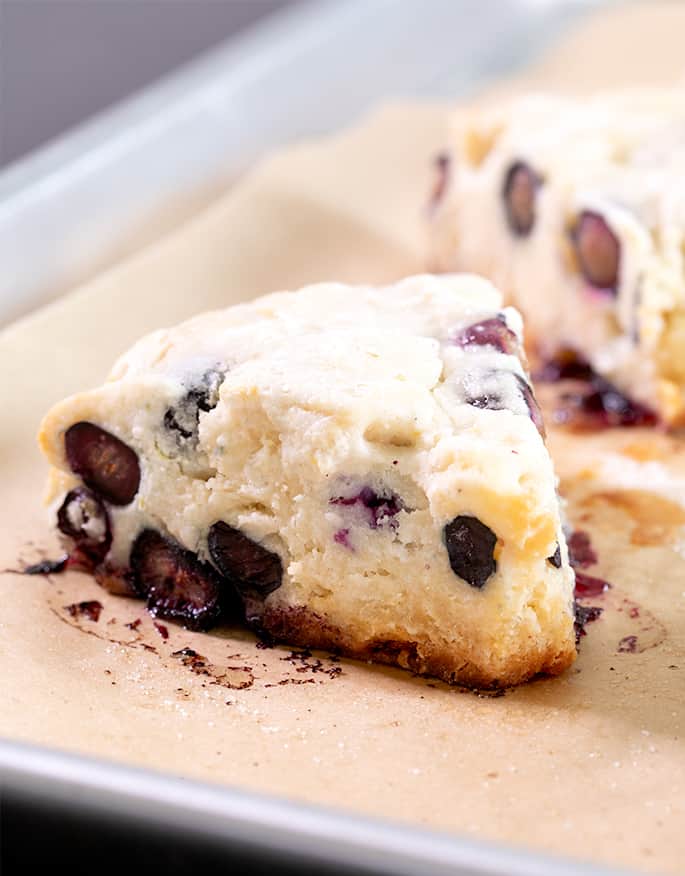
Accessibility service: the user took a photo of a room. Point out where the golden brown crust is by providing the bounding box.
[259,604,576,690]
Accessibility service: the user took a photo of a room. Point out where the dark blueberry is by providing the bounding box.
[164,404,195,441]
[574,602,603,644]
[463,370,507,413]
[513,374,546,437]
[451,315,519,355]
[502,161,541,236]
[557,378,657,428]
[535,349,594,383]
[65,422,140,506]
[547,544,562,568]
[56,487,111,566]
[207,521,283,599]
[443,515,497,589]
[428,151,451,211]
[537,351,657,428]
[567,530,597,569]
[94,563,138,597]
[464,372,545,437]
[163,370,223,444]
[578,375,657,427]
[466,391,505,411]
[330,486,404,530]
[571,210,620,292]
[130,529,226,630]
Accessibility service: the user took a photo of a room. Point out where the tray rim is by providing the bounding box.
[0,737,633,876]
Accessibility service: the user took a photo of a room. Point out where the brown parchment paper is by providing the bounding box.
[3,3,685,873]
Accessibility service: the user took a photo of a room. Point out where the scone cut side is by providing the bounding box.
[38,274,576,688]
[430,89,685,427]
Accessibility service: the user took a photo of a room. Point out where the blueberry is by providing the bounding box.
[464,371,545,437]
[330,486,404,530]
[514,374,546,438]
[462,369,507,413]
[547,544,562,568]
[56,487,111,565]
[164,369,224,445]
[466,391,505,412]
[94,564,138,597]
[207,522,283,598]
[451,315,519,356]
[574,602,603,644]
[65,422,140,506]
[130,529,227,630]
[580,375,656,427]
[502,161,541,236]
[571,211,620,292]
[535,349,595,383]
[443,515,497,589]
[535,351,657,427]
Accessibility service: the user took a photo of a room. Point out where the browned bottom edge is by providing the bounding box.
[258,604,576,691]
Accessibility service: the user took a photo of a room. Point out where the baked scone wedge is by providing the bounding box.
[430,90,685,426]
[39,274,576,688]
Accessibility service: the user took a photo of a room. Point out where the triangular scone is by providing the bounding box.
[430,90,685,426]
[39,274,576,688]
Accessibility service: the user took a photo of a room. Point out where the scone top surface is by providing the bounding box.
[431,88,685,425]
[40,274,575,688]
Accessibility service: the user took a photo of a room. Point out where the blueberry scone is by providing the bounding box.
[430,90,685,426]
[39,275,576,688]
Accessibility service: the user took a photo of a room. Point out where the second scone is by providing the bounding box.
[430,89,685,426]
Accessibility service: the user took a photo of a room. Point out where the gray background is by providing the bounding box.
[0,0,296,168]
[0,0,592,326]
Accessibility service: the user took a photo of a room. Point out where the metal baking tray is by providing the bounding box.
[0,738,627,875]
[0,2,618,873]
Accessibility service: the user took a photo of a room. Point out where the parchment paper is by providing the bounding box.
[2,3,685,873]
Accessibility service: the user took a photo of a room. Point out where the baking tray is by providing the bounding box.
[0,738,623,876]
[2,2,673,875]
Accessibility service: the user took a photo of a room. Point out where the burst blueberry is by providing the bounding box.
[330,485,404,530]
[451,315,519,356]
[56,486,111,567]
[208,522,283,598]
[164,369,224,444]
[65,422,140,505]
[130,529,227,630]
